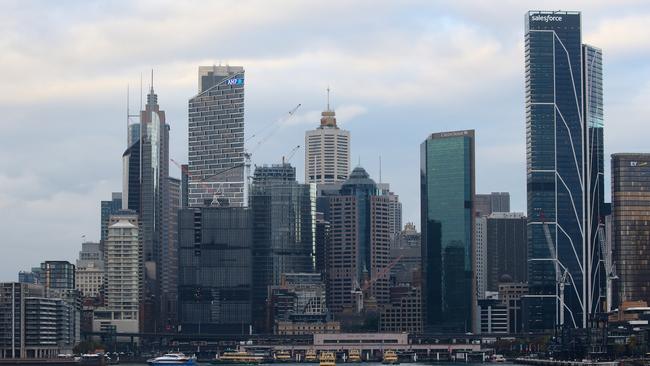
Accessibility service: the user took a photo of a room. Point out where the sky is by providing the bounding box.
[1,0,649,280]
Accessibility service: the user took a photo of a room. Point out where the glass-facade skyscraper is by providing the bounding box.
[249,163,316,332]
[420,130,475,333]
[524,10,605,331]
[188,65,245,208]
[612,154,650,307]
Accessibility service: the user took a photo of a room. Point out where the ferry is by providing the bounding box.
[147,353,196,365]
[212,350,263,364]
[382,350,399,365]
[275,350,292,363]
[347,349,361,363]
[319,352,336,366]
[304,350,318,363]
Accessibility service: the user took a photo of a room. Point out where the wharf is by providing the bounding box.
[0,359,79,366]
[515,358,619,366]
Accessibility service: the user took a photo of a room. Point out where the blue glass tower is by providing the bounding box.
[524,11,604,331]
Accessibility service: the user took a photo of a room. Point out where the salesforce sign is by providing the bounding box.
[226,78,244,86]
[530,14,563,22]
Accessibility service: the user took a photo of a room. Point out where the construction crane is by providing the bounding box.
[248,104,302,152]
[282,145,301,164]
[170,158,243,207]
[598,225,618,312]
[351,255,404,312]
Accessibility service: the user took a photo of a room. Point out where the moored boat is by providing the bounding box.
[147,353,196,366]
[304,350,318,363]
[347,350,361,363]
[274,350,292,363]
[319,352,336,366]
[382,350,399,365]
[212,350,263,365]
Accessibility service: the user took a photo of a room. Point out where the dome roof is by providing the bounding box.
[343,166,376,186]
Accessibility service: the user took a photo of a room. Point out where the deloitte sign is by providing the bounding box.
[530,14,563,22]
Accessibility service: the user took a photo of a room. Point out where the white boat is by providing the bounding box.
[490,354,506,363]
[147,353,197,365]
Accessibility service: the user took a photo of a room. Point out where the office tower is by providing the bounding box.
[40,261,75,290]
[326,166,391,313]
[315,212,330,275]
[17,271,39,285]
[0,283,77,359]
[93,214,141,334]
[305,94,351,184]
[250,163,316,331]
[122,140,140,212]
[75,242,104,299]
[100,192,123,242]
[420,130,475,333]
[178,207,252,334]
[268,273,332,334]
[475,192,511,217]
[160,177,180,329]
[485,213,528,292]
[378,183,403,240]
[379,286,422,333]
[120,81,174,331]
[389,223,421,285]
[181,164,189,209]
[188,65,246,208]
[524,11,605,331]
[612,154,650,306]
[475,216,487,299]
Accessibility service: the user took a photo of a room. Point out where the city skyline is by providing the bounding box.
[2,1,650,280]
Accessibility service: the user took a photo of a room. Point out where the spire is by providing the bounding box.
[320,86,337,128]
[146,69,158,107]
[326,85,331,111]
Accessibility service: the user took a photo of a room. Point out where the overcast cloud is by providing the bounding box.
[1,0,649,280]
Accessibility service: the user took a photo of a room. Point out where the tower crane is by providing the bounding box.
[351,255,404,312]
[598,225,618,312]
[282,145,301,164]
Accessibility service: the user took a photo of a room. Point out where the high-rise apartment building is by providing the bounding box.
[305,98,350,185]
[420,130,475,333]
[188,65,245,207]
[75,242,104,299]
[0,283,76,359]
[612,154,650,306]
[93,214,141,334]
[485,212,528,292]
[524,10,605,331]
[40,261,75,291]
[250,163,316,332]
[178,207,252,334]
[475,216,487,299]
[325,167,391,313]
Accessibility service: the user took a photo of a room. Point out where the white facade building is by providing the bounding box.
[305,103,350,185]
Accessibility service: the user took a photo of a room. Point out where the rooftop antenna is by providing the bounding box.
[326,86,331,111]
[379,155,382,184]
[126,84,129,148]
[139,72,143,112]
[150,69,154,92]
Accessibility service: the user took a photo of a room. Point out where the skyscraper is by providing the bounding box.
[485,212,528,292]
[524,10,605,331]
[326,167,391,313]
[160,177,181,329]
[612,154,650,306]
[249,163,316,332]
[474,192,510,217]
[178,207,252,334]
[188,65,246,208]
[100,192,123,242]
[420,130,475,333]
[138,82,171,331]
[93,213,141,334]
[305,93,350,185]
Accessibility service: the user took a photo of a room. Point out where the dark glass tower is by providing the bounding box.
[249,163,316,332]
[525,11,605,331]
[420,130,475,333]
[177,207,252,334]
[612,154,650,306]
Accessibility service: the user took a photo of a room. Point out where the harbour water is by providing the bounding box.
[118,363,515,366]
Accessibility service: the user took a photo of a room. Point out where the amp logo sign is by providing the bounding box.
[226,78,244,86]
